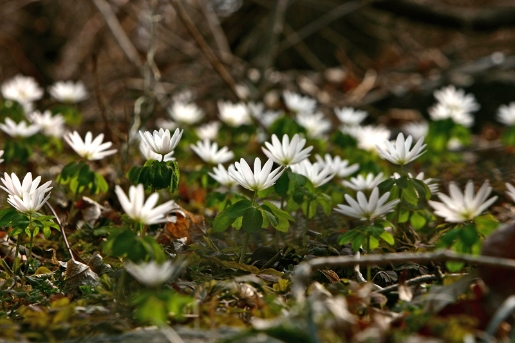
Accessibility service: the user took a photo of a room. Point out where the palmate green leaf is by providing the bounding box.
[316,193,332,216]
[410,210,427,229]
[402,183,419,206]
[226,199,253,218]
[242,207,263,233]
[412,179,431,201]
[378,178,396,194]
[459,224,479,247]
[213,209,237,233]
[474,213,499,236]
[396,175,408,190]
[274,172,290,197]
[368,236,379,250]
[259,206,278,228]
[134,160,180,192]
[132,293,167,326]
[262,201,294,232]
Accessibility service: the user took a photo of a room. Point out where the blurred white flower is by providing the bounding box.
[48,81,88,103]
[283,90,316,114]
[262,133,312,167]
[334,107,367,126]
[247,101,265,117]
[497,102,515,126]
[315,154,359,178]
[167,101,204,125]
[428,180,497,223]
[334,187,400,221]
[1,172,52,214]
[392,172,438,194]
[447,137,463,151]
[1,74,43,106]
[402,121,428,140]
[218,100,252,127]
[296,112,331,139]
[208,163,238,188]
[139,128,183,157]
[115,184,179,225]
[0,150,3,164]
[376,133,426,166]
[228,157,284,191]
[290,159,335,188]
[0,118,39,138]
[64,131,117,160]
[125,260,178,287]
[351,125,391,152]
[1,172,52,198]
[342,172,384,191]
[506,183,515,203]
[428,85,479,127]
[139,140,175,162]
[190,139,234,164]
[28,110,66,137]
[196,121,221,140]
[155,118,179,131]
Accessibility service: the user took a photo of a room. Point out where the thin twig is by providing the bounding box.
[90,0,142,69]
[293,250,515,301]
[376,273,465,295]
[278,1,365,54]
[195,0,233,63]
[169,0,242,101]
[260,0,289,76]
[46,203,75,262]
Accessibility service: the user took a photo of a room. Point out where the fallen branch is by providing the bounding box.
[293,250,515,301]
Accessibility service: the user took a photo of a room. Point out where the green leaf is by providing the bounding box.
[378,178,396,194]
[225,199,253,218]
[213,209,236,233]
[242,207,263,233]
[410,211,427,230]
[368,236,379,250]
[412,179,431,200]
[274,172,290,197]
[379,231,395,245]
[111,230,137,257]
[459,224,478,247]
[232,216,243,230]
[352,234,366,252]
[474,214,499,236]
[446,261,465,272]
[402,184,419,206]
[94,172,109,194]
[316,193,332,216]
[396,175,408,189]
[259,207,278,227]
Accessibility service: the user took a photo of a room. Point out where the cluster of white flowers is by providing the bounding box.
[428,85,479,127]
[0,172,52,213]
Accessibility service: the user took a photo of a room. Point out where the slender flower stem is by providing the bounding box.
[25,213,35,276]
[239,232,251,264]
[393,188,403,231]
[366,236,371,282]
[302,200,311,246]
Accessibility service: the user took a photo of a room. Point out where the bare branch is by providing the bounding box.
[90,0,142,69]
[169,0,242,101]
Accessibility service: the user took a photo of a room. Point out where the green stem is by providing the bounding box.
[239,232,251,264]
[140,223,147,237]
[274,196,286,250]
[366,236,371,282]
[302,200,311,246]
[393,188,403,231]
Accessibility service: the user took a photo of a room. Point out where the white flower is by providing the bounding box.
[1,74,43,105]
[428,180,497,223]
[296,112,331,139]
[429,102,474,127]
[283,90,316,114]
[0,118,40,137]
[48,81,88,103]
[497,102,515,126]
[0,150,3,164]
[28,110,66,137]
[262,134,313,167]
[334,107,367,126]
[402,121,428,140]
[290,160,335,188]
[334,187,400,221]
[196,121,221,141]
[247,102,265,117]
[1,172,52,214]
[64,131,117,160]
[139,128,183,157]
[228,157,284,191]
[155,118,178,131]
[208,164,238,188]
[115,184,179,225]
[190,139,234,164]
[139,140,175,162]
[315,154,359,178]
[392,172,438,194]
[506,183,515,203]
[167,101,204,125]
[376,133,426,166]
[342,172,384,191]
[428,85,479,127]
[1,172,52,198]
[125,260,178,287]
[217,100,252,127]
[351,125,391,152]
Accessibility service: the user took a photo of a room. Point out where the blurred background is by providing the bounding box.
[1,0,515,132]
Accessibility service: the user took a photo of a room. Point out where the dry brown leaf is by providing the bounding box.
[157,206,205,245]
